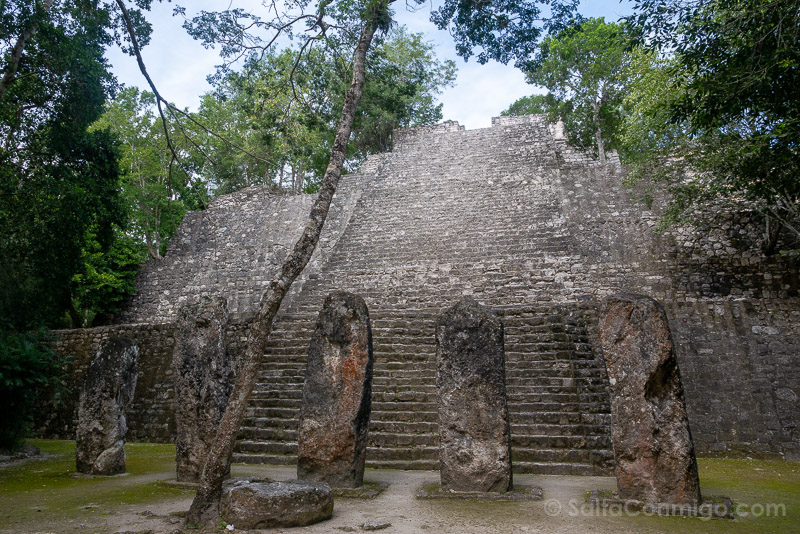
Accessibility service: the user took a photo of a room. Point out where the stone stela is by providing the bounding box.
[172,296,234,483]
[296,291,374,488]
[436,298,513,493]
[599,294,701,505]
[75,338,139,476]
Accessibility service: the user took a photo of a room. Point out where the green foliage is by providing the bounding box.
[0,330,71,451]
[501,94,558,117]
[525,18,640,161]
[623,0,800,252]
[91,87,193,259]
[192,25,455,194]
[0,0,161,329]
[430,0,582,69]
[71,231,147,327]
[349,26,457,159]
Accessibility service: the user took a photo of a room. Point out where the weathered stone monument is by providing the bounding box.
[75,338,139,475]
[172,297,233,482]
[436,298,512,492]
[297,291,374,488]
[220,480,334,529]
[599,293,701,505]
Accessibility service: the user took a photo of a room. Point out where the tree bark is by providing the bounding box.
[186,13,382,526]
[762,213,783,256]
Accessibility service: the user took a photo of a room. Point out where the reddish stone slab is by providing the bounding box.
[599,294,701,505]
[297,292,373,488]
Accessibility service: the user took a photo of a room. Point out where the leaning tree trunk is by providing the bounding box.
[186,15,382,526]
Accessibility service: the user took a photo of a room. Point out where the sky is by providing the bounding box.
[106,0,633,130]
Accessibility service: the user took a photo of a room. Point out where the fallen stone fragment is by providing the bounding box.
[75,338,139,475]
[171,296,233,482]
[220,480,334,529]
[297,291,374,488]
[598,293,701,505]
[436,298,512,493]
[361,520,391,530]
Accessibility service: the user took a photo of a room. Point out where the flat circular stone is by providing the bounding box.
[220,480,333,529]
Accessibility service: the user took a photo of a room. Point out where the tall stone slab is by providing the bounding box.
[297,292,374,488]
[436,298,512,492]
[75,338,139,475]
[172,297,233,482]
[599,294,701,505]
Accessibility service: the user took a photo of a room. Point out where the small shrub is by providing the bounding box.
[0,329,71,451]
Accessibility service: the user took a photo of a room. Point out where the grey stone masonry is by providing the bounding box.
[43,114,799,471]
[172,297,234,482]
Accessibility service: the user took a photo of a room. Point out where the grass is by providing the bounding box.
[1,442,798,533]
[569,458,800,533]
[0,440,191,533]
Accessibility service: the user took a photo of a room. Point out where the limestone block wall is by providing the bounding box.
[551,144,799,458]
[40,324,177,442]
[38,322,251,442]
[118,188,316,323]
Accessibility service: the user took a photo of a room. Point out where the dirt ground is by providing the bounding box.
[2,442,799,534]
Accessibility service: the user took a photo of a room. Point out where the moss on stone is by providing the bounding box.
[0,440,190,532]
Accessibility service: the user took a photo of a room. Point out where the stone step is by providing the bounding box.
[371,410,438,423]
[247,407,300,419]
[512,461,611,476]
[240,427,297,441]
[370,420,437,434]
[510,429,612,450]
[371,401,434,413]
[232,453,610,476]
[513,447,611,465]
[237,440,296,455]
[366,445,438,461]
[241,418,297,430]
[365,458,439,471]
[232,452,296,466]
[368,432,436,447]
[250,388,304,399]
[239,295,613,476]
[248,397,301,409]
[509,422,610,436]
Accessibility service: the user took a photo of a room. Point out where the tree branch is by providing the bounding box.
[0,0,54,101]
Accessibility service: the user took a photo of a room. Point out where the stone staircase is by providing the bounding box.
[234,116,615,475]
[234,304,613,475]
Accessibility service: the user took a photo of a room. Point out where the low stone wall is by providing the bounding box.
[37,322,250,443]
[665,300,800,460]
